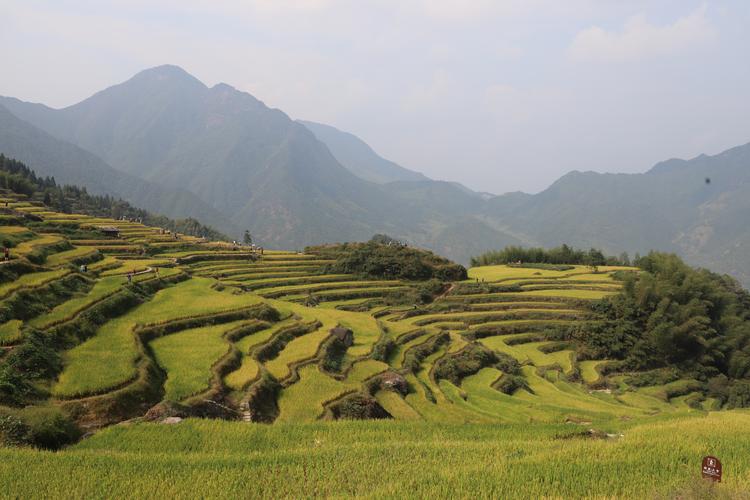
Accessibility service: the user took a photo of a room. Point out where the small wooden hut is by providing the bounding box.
[329,327,354,347]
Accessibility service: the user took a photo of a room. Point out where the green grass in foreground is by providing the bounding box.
[1,413,748,498]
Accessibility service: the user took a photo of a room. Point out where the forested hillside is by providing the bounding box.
[0,156,224,240]
[0,103,235,233]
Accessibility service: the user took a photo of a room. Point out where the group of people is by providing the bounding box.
[229,241,264,254]
[125,267,160,284]
[120,216,143,223]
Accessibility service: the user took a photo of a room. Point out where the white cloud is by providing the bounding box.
[568,5,716,63]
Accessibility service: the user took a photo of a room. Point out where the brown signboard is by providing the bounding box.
[701,456,722,482]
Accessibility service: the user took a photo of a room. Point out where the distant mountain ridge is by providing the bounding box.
[0,65,507,258]
[481,142,750,285]
[0,102,235,233]
[1,65,749,286]
[298,120,428,184]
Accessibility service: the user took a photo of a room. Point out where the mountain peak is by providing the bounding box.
[130,64,206,89]
[211,82,236,91]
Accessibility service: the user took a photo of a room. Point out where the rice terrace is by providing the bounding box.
[0,160,749,499]
[4,3,750,497]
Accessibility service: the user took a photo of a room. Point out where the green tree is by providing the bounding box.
[243,230,252,245]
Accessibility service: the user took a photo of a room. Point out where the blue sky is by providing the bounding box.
[2,1,749,193]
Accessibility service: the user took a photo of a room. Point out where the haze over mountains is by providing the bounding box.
[1,65,748,285]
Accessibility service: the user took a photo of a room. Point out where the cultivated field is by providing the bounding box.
[1,413,749,498]
[1,189,747,497]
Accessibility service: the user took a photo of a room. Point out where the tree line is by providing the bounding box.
[470,244,631,268]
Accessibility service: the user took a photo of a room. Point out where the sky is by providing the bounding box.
[2,0,750,194]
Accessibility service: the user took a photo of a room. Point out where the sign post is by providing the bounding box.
[701,456,722,483]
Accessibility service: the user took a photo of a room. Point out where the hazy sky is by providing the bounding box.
[2,1,750,194]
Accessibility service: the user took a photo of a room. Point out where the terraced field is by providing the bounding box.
[2,187,750,496]
[0,190,741,449]
[0,191,711,428]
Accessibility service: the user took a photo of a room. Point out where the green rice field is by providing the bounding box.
[2,199,748,498]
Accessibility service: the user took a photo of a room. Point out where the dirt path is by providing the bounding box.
[435,283,456,300]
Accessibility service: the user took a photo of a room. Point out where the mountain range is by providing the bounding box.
[1,65,748,285]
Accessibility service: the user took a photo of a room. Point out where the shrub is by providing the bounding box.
[320,336,348,373]
[328,393,390,420]
[625,369,681,388]
[307,241,467,281]
[495,352,522,376]
[244,373,281,423]
[402,332,449,373]
[727,381,750,408]
[0,413,28,446]
[370,333,396,360]
[0,407,80,449]
[15,407,81,449]
[433,343,498,385]
[706,374,729,404]
[495,374,530,395]
[5,330,62,379]
[0,367,35,406]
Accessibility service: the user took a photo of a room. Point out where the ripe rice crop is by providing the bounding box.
[467,264,592,282]
[29,276,123,329]
[0,319,23,345]
[579,360,605,384]
[151,320,250,401]
[516,289,618,299]
[100,259,173,276]
[52,278,264,398]
[0,268,70,300]
[44,247,98,267]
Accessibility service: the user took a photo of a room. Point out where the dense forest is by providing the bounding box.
[470,244,630,268]
[0,155,226,240]
[571,252,750,406]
